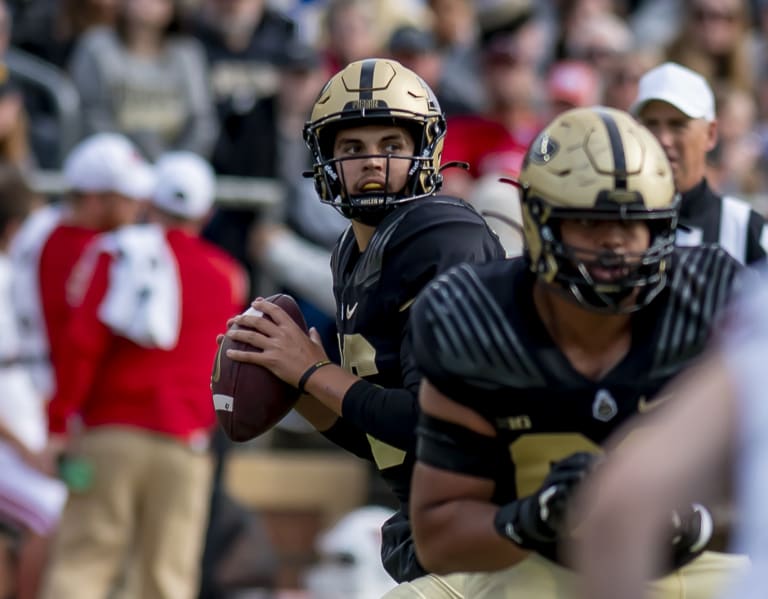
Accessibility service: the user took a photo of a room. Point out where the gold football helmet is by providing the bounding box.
[303,58,446,223]
[519,106,678,312]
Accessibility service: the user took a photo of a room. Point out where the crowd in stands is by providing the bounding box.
[1,0,767,597]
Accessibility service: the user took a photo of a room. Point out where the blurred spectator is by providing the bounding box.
[0,164,66,599]
[564,9,634,73]
[551,0,620,62]
[12,0,119,69]
[601,47,661,111]
[0,62,35,170]
[193,0,295,300]
[40,151,246,599]
[321,0,381,74]
[248,40,342,325]
[10,133,154,409]
[441,8,544,199]
[666,0,754,93]
[387,25,476,117]
[194,0,296,177]
[709,86,763,195]
[628,0,684,50]
[69,0,218,160]
[426,0,484,112]
[545,59,601,118]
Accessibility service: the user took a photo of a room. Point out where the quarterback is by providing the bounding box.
[225,58,504,596]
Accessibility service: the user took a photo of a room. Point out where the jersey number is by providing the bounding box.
[509,433,602,497]
[339,333,406,470]
[339,333,379,377]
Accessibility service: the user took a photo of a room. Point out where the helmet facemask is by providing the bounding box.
[303,59,446,225]
[524,191,679,313]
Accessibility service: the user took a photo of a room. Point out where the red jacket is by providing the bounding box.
[48,228,247,442]
[39,224,100,390]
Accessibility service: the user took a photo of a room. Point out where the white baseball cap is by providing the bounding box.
[630,62,715,121]
[64,132,156,199]
[152,151,215,220]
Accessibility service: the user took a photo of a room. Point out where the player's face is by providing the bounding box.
[560,219,651,283]
[639,100,717,194]
[333,125,416,197]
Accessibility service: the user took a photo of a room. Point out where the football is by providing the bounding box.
[212,293,308,442]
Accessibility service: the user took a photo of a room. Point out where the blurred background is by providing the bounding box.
[1,0,766,597]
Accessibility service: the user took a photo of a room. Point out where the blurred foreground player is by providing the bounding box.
[573,267,768,599]
[41,152,246,599]
[409,106,749,598]
[224,58,504,596]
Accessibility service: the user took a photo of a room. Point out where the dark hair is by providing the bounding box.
[0,164,38,235]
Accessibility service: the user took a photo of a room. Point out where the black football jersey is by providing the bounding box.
[324,194,505,581]
[411,246,741,504]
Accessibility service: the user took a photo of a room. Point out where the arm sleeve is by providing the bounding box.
[340,323,421,452]
[320,416,374,461]
[746,210,768,265]
[47,253,113,434]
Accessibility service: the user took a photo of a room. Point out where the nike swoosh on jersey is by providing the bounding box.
[345,302,358,319]
[637,393,673,414]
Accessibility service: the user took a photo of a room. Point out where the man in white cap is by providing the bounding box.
[40,151,247,599]
[10,132,155,405]
[631,61,768,265]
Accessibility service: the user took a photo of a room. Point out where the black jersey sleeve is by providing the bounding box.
[341,325,422,451]
[320,416,374,461]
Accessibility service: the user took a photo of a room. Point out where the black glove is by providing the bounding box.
[666,503,714,572]
[494,451,599,559]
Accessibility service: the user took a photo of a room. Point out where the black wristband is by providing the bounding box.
[297,360,332,394]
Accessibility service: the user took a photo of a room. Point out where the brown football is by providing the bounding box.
[211,293,308,442]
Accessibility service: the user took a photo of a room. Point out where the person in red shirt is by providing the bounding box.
[40,151,247,599]
[11,132,155,404]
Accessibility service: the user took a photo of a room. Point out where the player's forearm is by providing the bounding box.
[412,497,529,574]
[303,364,418,450]
[301,362,358,418]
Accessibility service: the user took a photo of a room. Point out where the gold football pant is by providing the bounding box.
[382,572,467,598]
[463,551,749,599]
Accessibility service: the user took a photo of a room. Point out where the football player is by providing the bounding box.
[224,58,505,596]
[408,106,750,598]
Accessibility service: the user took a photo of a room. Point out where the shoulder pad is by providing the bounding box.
[652,245,740,373]
[416,263,545,389]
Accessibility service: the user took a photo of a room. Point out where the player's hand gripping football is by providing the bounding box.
[225,297,330,389]
[494,451,599,560]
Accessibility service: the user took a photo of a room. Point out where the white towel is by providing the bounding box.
[95,224,181,349]
[8,204,65,399]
